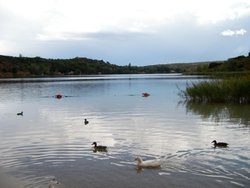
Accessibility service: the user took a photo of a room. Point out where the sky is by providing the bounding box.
[0,0,250,66]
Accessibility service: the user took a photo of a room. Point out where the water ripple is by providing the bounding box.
[0,75,249,188]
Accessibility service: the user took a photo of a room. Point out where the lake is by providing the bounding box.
[0,74,249,188]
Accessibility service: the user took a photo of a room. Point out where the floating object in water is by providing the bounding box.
[92,142,107,152]
[142,92,150,97]
[55,94,62,99]
[211,140,228,147]
[84,118,89,125]
[135,157,161,168]
[17,111,23,116]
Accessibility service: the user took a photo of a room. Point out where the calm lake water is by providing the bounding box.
[0,74,249,188]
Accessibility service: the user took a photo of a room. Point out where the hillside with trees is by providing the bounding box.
[0,53,249,78]
[206,55,250,73]
[0,55,196,77]
[0,55,121,77]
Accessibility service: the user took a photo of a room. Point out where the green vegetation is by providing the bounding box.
[0,55,188,77]
[0,55,121,77]
[180,54,250,104]
[1,53,249,77]
[182,75,250,104]
[196,55,250,75]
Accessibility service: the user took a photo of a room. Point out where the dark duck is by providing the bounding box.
[84,119,89,125]
[212,140,228,147]
[17,111,23,116]
[92,142,107,152]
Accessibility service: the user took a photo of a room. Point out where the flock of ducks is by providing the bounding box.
[91,142,161,168]
[134,139,229,169]
[16,111,229,169]
[92,139,228,169]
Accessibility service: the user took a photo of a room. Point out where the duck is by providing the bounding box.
[84,119,89,125]
[17,111,23,116]
[211,140,228,147]
[92,142,107,151]
[135,157,161,168]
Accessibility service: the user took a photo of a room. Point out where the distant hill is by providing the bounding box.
[0,54,196,77]
[0,54,249,77]
[207,55,250,72]
[0,55,121,77]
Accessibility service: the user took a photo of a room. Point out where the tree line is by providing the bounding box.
[0,54,249,77]
[0,55,185,77]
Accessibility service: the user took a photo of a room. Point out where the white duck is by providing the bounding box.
[135,157,161,168]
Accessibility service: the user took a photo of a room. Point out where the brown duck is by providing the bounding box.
[212,140,228,147]
[92,142,107,151]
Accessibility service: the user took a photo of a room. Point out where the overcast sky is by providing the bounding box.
[0,0,250,65]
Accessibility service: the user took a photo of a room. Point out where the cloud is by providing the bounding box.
[1,0,250,64]
[36,30,147,41]
[221,29,247,36]
[2,0,250,41]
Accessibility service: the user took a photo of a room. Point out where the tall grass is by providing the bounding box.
[182,75,250,104]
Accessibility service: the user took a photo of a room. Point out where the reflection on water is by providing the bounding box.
[0,74,249,188]
[184,102,250,126]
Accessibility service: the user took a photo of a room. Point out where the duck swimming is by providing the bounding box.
[135,157,161,168]
[92,142,107,152]
[84,119,89,125]
[211,140,228,147]
[17,111,23,116]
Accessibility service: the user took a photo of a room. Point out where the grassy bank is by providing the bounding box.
[181,75,250,104]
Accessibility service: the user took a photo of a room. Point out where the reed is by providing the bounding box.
[182,75,250,104]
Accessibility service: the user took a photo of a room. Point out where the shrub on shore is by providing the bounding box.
[182,75,250,104]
